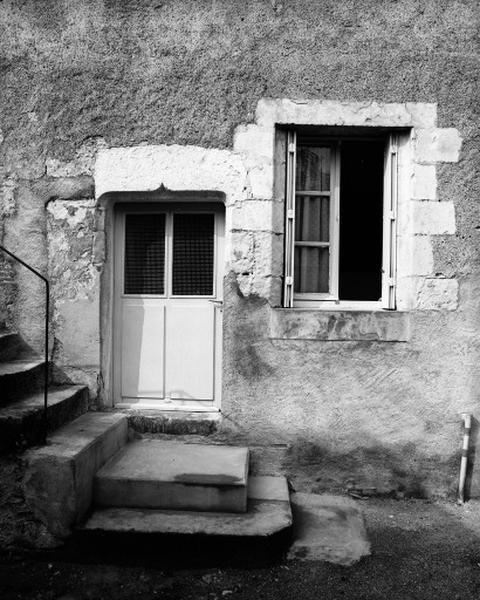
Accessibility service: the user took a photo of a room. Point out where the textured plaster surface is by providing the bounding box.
[46,198,100,372]
[1,0,479,497]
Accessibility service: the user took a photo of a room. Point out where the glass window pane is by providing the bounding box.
[295,195,330,242]
[172,213,214,296]
[294,246,329,293]
[124,214,165,295]
[296,146,330,191]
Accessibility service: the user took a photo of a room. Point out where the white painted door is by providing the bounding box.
[114,204,224,408]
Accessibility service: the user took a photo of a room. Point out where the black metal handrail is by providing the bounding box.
[0,245,50,444]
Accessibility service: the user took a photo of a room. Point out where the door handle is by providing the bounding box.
[209,300,223,308]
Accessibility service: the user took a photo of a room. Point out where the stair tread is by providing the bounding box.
[35,411,128,457]
[96,439,249,487]
[0,330,18,340]
[84,476,292,537]
[0,385,87,417]
[0,360,43,376]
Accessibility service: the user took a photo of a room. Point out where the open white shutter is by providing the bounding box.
[283,130,296,308]
[381,133,399,309]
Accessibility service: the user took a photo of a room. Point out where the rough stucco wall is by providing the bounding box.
[1,0,479,497]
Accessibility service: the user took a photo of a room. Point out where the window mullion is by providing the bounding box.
[283,130,296,308]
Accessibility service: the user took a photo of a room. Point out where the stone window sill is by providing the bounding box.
[269,308,410,342]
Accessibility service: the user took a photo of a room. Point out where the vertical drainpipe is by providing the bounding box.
[458,413,472,504]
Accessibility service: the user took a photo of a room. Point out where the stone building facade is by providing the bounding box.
[1,0,479,497]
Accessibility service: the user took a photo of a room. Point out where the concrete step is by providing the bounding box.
[85,475,291,537]
[24,412,129,539]
[0,360,46,405]
[94,439,250,513]
[0,385,89,452]
[125,409,221,435]
[0,331,27,361]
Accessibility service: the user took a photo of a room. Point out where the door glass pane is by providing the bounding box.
[124,214,165,295]
[294,246,329,293]
[296,146,330,191]
[172,213,215,296]
[295,195,330,242]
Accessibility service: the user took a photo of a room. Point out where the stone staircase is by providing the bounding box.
[24,412,292,543]
[0,329,89,452]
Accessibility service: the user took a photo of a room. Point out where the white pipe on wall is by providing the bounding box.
[458,413,472,504]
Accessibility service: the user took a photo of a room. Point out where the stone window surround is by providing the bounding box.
[93,99,461,354]
[232,99,461,314]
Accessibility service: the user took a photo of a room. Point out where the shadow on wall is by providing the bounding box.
[282,436,464,499]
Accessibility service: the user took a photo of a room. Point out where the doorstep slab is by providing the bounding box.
[94,439,249,513]
[84,476,292,537]
[287,493,371,565]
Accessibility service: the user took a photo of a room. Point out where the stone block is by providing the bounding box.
[23,412,128,538]
[412,201,455,234]
[231,200,276,232]
[269,309,411,342]
[396,276,416,312]
[405,103,437,128]
[414,128,462,164]
[255,99,437,129]
[415,278,458,311]
[411,236,434,275]
[95,145,248,206]
[230,230,254,274]
[246,163,274,199]
[412,164,437,200]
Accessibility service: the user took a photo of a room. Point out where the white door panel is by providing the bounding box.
[121,300,165,398]
[165,304,215,400]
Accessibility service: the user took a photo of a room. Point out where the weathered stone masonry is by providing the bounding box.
[1,0,479,498]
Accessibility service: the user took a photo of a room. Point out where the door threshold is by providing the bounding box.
[115,401,220,413]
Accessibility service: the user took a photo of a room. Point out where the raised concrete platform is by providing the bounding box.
[85,476,291,537]
[94,439,249,513]
[0,385,89,451]
[24,411,128,538]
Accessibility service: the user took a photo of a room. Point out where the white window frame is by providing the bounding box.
[283,131,399,310]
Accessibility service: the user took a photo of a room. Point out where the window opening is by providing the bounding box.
[283,130,399,308]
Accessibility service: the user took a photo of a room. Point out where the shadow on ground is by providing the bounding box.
[2,499,480,599]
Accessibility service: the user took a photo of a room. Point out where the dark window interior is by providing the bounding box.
[339,140,384,301]
[124,213,166,295]
[172,213,215,296]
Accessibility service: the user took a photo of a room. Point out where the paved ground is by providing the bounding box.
[2,498,480,599]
